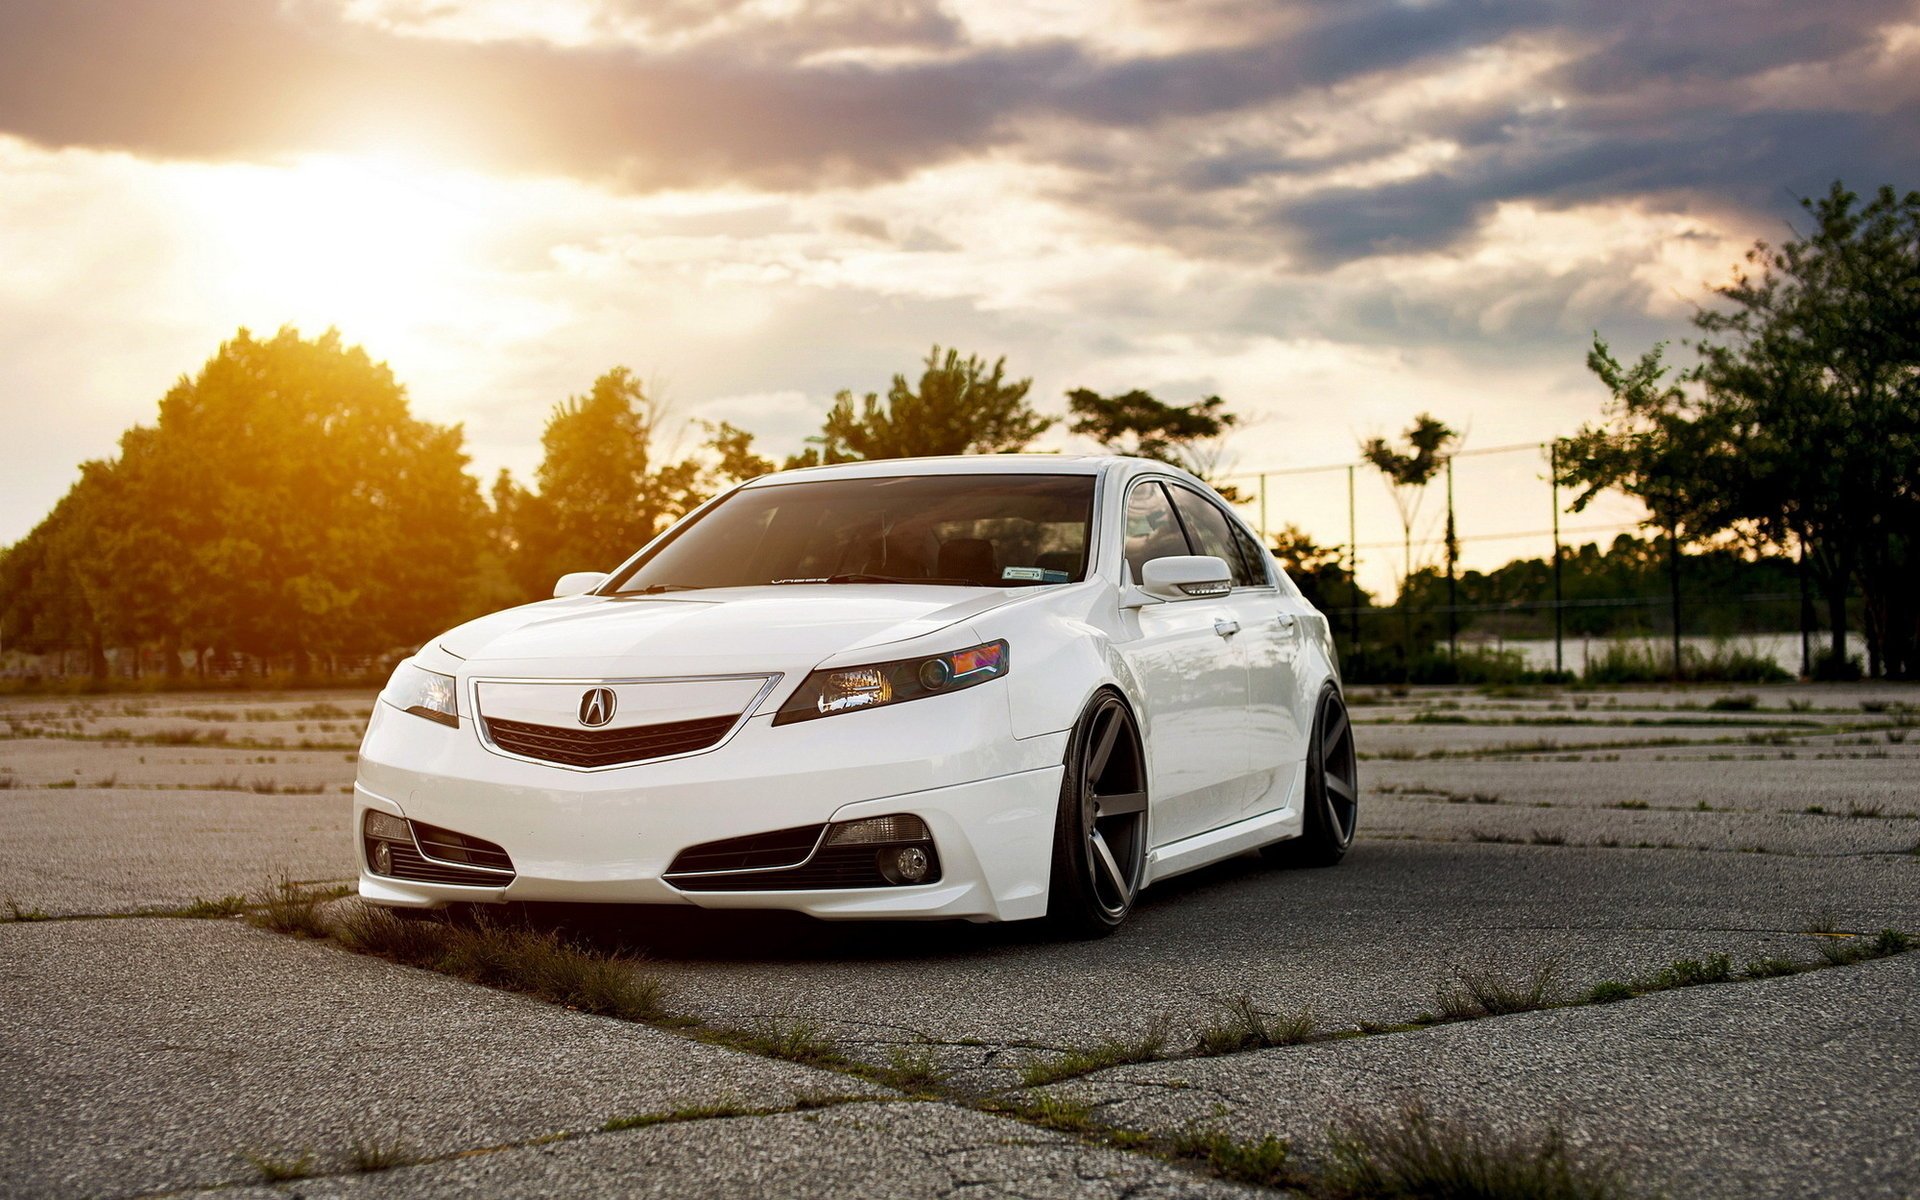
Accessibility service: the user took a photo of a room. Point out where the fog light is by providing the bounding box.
[826,814,931,846]
[371,840,393,875]
[878,844,931,885]
[365,811,411,842]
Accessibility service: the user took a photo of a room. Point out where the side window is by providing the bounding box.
[1123,481,1190,584]
[1169,486,1256,587]
[1228,519,1272,588]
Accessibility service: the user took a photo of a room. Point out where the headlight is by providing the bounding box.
[382,660,458,728]
[773,640,1008,725]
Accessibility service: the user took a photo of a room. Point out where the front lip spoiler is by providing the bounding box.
[465,672,784,774]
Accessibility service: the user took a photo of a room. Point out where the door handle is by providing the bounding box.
[1213,618,1241,638]
[1274,613,1298,635]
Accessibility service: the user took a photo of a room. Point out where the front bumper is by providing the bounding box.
[353,684,1068,922]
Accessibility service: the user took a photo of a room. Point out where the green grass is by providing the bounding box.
[1193,996,1316,1056]
[4,897,53,922]
[173,894,250,919]
[345,1132,413,1172]
[602,1102,754,1133]
[1641,954,1732,989]
[1019,1019,1169,1086]
[1815,928,1910,966]
[1435,962,1562,1020]
[333,904,669,1022]
[1324,1104,1627,1200]
[1167,1128,1299,1189]
[1583,980,1635,1004]
[248,874,332,938]
[879,1043,949,1093]
[243,1149,316,1182]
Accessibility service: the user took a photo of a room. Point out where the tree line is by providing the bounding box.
[4,180,1911,682]
[0,335,1234,680]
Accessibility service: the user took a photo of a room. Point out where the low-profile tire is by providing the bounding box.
[1262,684,1358,868]
[1046,691,1149,938]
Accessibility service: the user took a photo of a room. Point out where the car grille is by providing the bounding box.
[482,713,737,768]
[666,825,824,875]
[668,843,942,892]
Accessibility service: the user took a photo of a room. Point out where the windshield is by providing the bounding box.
[608,473,1096,592]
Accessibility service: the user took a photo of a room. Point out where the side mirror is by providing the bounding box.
[1136,556,1233,602]
[553,571,609,598]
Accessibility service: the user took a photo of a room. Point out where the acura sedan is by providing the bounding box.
[356,455,1356,935]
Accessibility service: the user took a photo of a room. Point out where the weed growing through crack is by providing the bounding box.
[1742,956,1807,979]
[991,1093,1098,1135]
[712,1020,851,1071]
[345,1132,414,1173]
[1642,954,1733,989]
[1193,996,1316,1056]
[1324,1103,1627,1200]
[1816,929,1910,966]
[1167,1128,1298,1189]
[249,874,331,938]
[1019,1018,1170,1086]
[880,1044,949,1093]
[332,905,669,1021]
[1583,980,1635,1004]
[173,895,249,919]
[1435,961,1562,1020]
[603,1103,754,1133]
[4,897,53,921]
[244,1149,316,1182]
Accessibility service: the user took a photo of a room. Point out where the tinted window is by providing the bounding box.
[610,473,1095,592]
[1229,519,1272,587]
[1123,481,1190,584]
[1169,485,1256,587]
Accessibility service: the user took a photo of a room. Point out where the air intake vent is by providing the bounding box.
[666,825,825,875]
[483,713,737,768]
[382,843,514,887]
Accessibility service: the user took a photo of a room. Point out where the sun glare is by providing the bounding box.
[165,153,501,354]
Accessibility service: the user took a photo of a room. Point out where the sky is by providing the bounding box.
[2,0,1916,595]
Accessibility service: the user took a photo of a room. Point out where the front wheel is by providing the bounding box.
[1262,684,1357,867]
[1046,692,1149,938]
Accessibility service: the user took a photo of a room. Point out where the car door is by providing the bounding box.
[1113,478,1251,847]
[1164,484,1306,822]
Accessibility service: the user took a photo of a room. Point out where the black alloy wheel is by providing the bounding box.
[1263,684,1358,867]
[1047,692,1149,937]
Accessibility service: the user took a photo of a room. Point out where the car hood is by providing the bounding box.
[437,585,1024,677]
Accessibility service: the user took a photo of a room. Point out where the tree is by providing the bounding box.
[497,370,775,598]
[787,346,1050,466]
[1268,524,1369,618]
[1571,182,1920,677]
[2,327,490,673]
[1555,342,1732,677]
[1361,414,1458,652]
[1691,183,1920,677]
[1067,388,1237,469]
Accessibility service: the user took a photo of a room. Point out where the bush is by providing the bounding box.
[1583,640,1789,684]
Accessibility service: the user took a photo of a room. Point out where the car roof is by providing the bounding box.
[741,454,1184,487]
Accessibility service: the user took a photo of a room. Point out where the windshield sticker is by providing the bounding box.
[1002,567,1070,583]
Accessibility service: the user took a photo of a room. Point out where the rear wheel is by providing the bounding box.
[1263,684,1357,867]
[1047,692,1148,937]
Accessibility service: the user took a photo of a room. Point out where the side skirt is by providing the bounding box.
[1140,802,1302,888]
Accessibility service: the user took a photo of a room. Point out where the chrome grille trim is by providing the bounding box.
[467,673,781,772]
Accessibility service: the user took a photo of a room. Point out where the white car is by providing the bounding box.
[356,455,1356,935]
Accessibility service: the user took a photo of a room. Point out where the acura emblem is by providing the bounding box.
[578,687,616,727]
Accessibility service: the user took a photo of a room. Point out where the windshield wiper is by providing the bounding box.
[619,583,696,595]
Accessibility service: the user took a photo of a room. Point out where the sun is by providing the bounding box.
[164,152,502,356]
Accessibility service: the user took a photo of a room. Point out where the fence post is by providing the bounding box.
[1347,464,1360,654]
[1258,473,1269,542]
[1797,534,1813,679]
[1445,455,1457,659]
[1548,442,1564,676]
